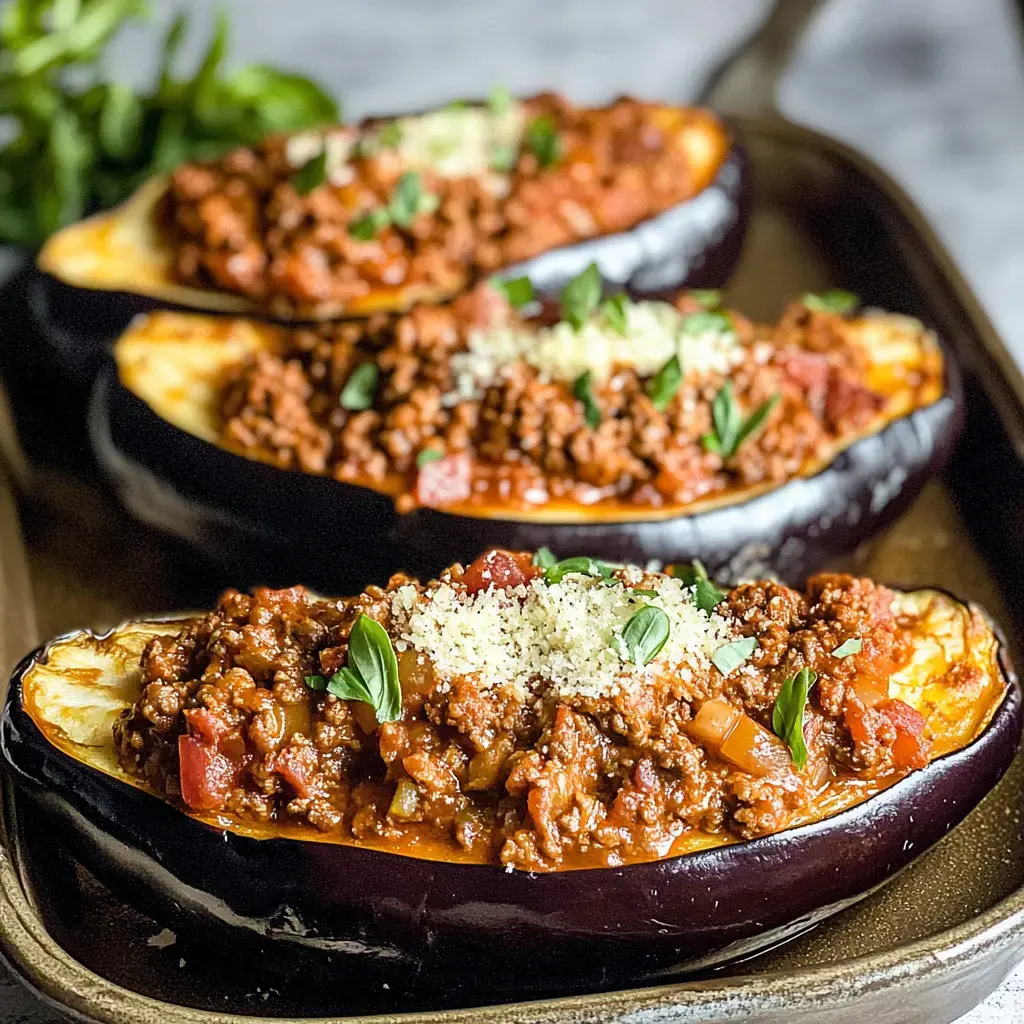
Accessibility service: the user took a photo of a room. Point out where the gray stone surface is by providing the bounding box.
[2,0,1023,1019]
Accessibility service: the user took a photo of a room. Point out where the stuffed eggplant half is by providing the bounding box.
[95,282,960,588]
[2,552,1018,990]
[36,92,746,326]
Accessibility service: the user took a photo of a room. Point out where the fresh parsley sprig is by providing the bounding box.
[771,667,817,770]
[305,614,402,724]
[701,382,780,460]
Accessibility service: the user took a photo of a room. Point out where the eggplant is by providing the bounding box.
[34,103,748,336]
[88,306,962,592]
[0,586,1018,997]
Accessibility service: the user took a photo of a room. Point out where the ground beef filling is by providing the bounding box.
[160,94,720,316]
[113,552,927,872]
[217,295,889,512]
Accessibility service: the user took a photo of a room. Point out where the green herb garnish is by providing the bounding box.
[561,263,603,330]
[492,275,535,307]
[339,363,379,410]
[619,606,671,666]
[378,121,403,148]
[543,556,613,585]
[573,370,602,429]
[630,588,659,599]
[347,207,391,241]
[772,667,817,770]
[291,149,328,194]
[524,113,560,167]
[416,448,444,469]
[646,355,683,412]
[832,638,863,658]
[533,546,557,568]
[388,170,438,227]
[601,294,629,335]
[687,290,722,310]
[489,143,518,171]
[802,290,859,316]
[680,310,733,335]
[670,560,727,613]
[305,614,401,724]
[701,382,780,460]
[0,3,338,247]
[487,84,513,116]
[711,636,757,677]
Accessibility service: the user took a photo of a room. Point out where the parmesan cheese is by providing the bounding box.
[390,573,736,700]
[444,301,742,404]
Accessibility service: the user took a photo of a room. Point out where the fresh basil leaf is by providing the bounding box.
[533,546,557,568]
[601,294,629,335]
[734,394,780,451]
[388,170,436,228]
[803,290,859,316]
[291,148,327,195]
[487,83,513,116]
[669,561,725,614]
[305,674,328,691]
[226,66,338,135]
[347,614,402,723]
[543,556,611,585]
[348,207,391,240]
[561,263,602,330]
[631,588,658,599]
[712,636,757,677]
[492,275,534,307]
[573,370,601,429]
[772,667,817,770]
[688,289,722,310]
[416,448,444,469]
[681,310,733,335]
[187,9,228,116]
[647,355,683,412]
[98,82,142,160]
[832,638,863,658]
[340,363,379,411]
[524,113,560,167]
[326,666,375,706]
[620,606,671,666]
[156,12,188,99]
[489,142,518,172]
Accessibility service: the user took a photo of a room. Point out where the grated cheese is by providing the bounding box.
[390,573,736,700]
[443,301,743,405]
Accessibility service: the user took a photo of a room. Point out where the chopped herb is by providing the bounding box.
[631,588,659,599]
[291,148,327,195]
[573,370,602,429]
[561,263,603,330]
[772,667,817,770]
[427,137,460,161]
[712,636,757,677]
[347,207,391,240]
[646,355,683,411]
[490,142,518,171]
[445,99,471,111]
[619,606,671,666]
[492,275,535,307]
[533,546,558,568]
[601,294,629,335]
[339,363,379,410]
[416,448,444,469]
[388,170,437,228]
[487,84,513,116]
[524,113,560,167]
[688,289,723,310]
[680,310,733,335]
[378,121,403,148]
[304,615,401,724]
[832,638,863,658]
[668,560,726,613]
[543,556,613,585]
[803,290,859,316]
[701,382,780,460]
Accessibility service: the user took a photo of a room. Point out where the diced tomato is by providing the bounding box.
[825,373,885,429]
[178,736,239,812]
[267,744,319,800]
[183,708,230,746]
[776,349,830,403]
[844,699,873,745]
[415,452,473,508]
[878,699,929,770]
[462,549,540,595]
[851,677,890,708]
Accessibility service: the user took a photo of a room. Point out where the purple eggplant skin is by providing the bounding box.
[29,144,749,383]
[89,330,962,594]
[0,609,1019,995]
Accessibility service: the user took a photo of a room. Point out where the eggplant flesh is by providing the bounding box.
[34,115,747,327]
[1,588,1018,995]
[90,308,961,592]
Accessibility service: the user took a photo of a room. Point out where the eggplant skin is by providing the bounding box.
[89,339,963,593]
[0,597,1019,993]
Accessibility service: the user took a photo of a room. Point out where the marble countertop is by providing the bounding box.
[2,0,1023,1020]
